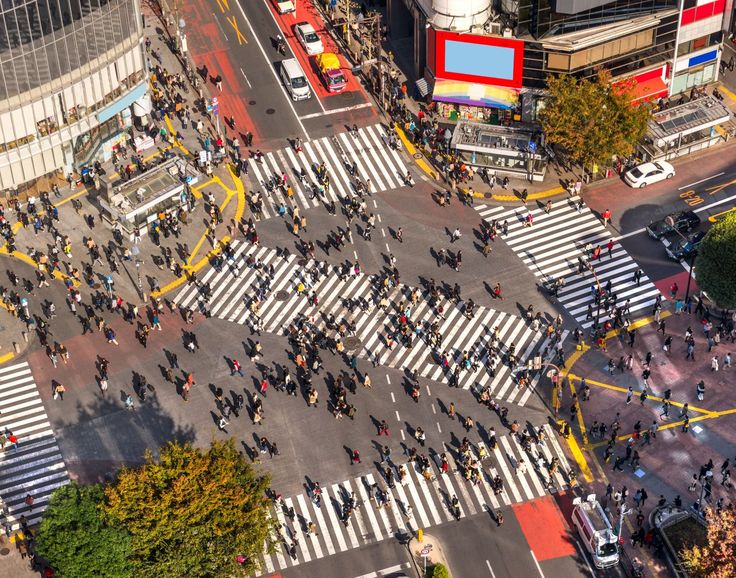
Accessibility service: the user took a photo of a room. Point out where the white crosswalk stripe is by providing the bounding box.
[257,425,571,575]
[174,241,553,406]
[245,124,409,220]
[476,196,662,328]
[0,362,70,530]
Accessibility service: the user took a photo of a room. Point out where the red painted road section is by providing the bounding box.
[181,1,262,143]
[267,0,367,103]
[513,495,577,561]
[654,269,699,299]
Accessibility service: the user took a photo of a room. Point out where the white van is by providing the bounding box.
[280,58,311,101]
[571,495,620,569]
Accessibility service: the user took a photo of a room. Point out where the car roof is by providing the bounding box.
[296,22,316,33]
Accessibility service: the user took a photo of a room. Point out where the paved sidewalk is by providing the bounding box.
[408,532,452,577]
[560,298,736,576]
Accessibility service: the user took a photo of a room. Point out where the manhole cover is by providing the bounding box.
[484,192,493,199]
[341,91,356,102]
[297,259,308,266]
[344,336,361,350]
[0,548,10,556]
[275,290,289,301]
[413,153,422,159]
[249,100,256,105]
[266,108,275,115]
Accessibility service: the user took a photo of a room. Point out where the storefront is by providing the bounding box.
[450,121,547,181]
[426,29,525,125]
[671,46,720,94]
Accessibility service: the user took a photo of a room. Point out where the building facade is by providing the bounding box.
[387,0,727,122]
[0,0,147,194]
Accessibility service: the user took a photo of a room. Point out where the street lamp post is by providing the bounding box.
[586,261,603,332]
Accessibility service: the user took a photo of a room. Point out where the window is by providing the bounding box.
[548,29,654,71]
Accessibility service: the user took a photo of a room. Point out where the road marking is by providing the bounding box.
[390,392,395,403]
[574,541,596,576]
[395,410,401,422]
[236,0,310,139]
[376,211,381,220]
[212,12,229,41]
[426,385,431,396]
[381,228,386,237]
[239,67,251,88]
[299,102,373,120]
[695,190,736,213]
[564,426,593,482]
[431,404,436,414]
[677,172,725,190]
[437,422,442,433]
[400,429,405,441]
[708,206,736,222]
[486,559,497,578]
[615,226,646,241]
[385,242,390,252]
[530,550,547,578]
[226,15,248,44]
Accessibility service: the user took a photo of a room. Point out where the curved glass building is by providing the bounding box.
[0,0,147,193]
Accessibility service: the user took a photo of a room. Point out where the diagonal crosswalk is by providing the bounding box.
[0,361,70,530]
[175,241,557,406]
[476,196,662,328]
[245,124,409,219]
[257,425,572,575]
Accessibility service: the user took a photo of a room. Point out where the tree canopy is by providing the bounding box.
[37,440,274,578]
[538,69,650,169]
[681,508,736,578]
[35,483,131,578]
[695,211,736,308]
[103,438,275,578]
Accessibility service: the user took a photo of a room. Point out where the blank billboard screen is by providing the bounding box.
[444,41,516,80]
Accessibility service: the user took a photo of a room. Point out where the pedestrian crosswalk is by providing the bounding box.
[476,196,661,328]
[245,124,409,219]
[257,424,572,575]
[0,361,69,530]
[175,241,555,406]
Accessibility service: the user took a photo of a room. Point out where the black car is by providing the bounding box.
[646,210,700,239]
[666,230,705,261]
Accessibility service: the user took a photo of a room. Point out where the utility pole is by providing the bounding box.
[375,14,385,110]
[344,0,352,45]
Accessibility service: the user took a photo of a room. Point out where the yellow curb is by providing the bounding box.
[393,123,568,202]
[564,426,594,482]
[0,352,15,365]
[164,114,192,157]
[393,123,438,180]
[152,165,245,298]
[567,375,717,417]
[719,84,736,104]
[0,247,78,287]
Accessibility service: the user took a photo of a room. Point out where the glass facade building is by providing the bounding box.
[0,0,146,192]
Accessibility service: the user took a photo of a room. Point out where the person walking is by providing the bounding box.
[53,382,66,400]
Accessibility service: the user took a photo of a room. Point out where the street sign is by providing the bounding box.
[528,141,537,153]
[420,545,433,557]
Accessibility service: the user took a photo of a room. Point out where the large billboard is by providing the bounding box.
[432,30,524,89]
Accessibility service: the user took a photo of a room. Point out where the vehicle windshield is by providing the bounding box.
[291,76,307,88]
[304,32,319,43]
[629,167,643,178]
[328,72,346,85]
[598,542,618,557]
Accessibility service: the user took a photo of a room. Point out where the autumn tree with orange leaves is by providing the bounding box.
[681,507,736,578]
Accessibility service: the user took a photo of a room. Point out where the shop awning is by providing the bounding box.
[432,79,520,109]
[630,76,668,103]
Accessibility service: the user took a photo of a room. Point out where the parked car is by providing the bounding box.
[623,160,675,188]
[316,52,346,93]
[646,210,700,239]
[666,230,706,260]
[272,0,295,14]
[294,22,323,55]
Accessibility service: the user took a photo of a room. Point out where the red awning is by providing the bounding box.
[630,76,668,103]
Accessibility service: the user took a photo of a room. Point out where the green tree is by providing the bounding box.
[432,563,451,578]
[695,211,736,308]
[103,439,274,578]
[681,508,736,578]
[35,482,131,578]
[538,69,650,169]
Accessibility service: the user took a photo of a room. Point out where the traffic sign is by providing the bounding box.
[528,141,537,153]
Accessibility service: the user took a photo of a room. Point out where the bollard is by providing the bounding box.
[417,528,423,543]
[13,341,20,353]
[22,331,28,342]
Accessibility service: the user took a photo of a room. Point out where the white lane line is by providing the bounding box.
[239,67,252,88]
[678,172,725,190]
[531,550,547,578]
[212,13,229,41]
[694,190,736,213]
[486,559,497,578]
[236,0,311,137]
[299,102,373,120]
[390,392,396,403]
[395,410,401,422]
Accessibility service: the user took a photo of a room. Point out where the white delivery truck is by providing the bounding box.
[571,494,620,569]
